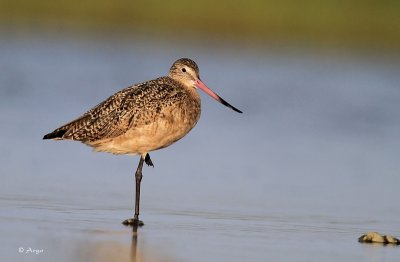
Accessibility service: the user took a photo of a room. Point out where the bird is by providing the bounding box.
[43,58,242,227]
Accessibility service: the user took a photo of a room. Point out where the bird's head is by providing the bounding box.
[169,58,242,113]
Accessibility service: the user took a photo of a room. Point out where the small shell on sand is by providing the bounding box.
[358,232,400,245]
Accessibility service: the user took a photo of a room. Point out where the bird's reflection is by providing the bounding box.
[128,224,177,262]
[130,225,139,262]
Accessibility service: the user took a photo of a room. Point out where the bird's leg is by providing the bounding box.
[134,156,144,223]
[145,153,154,167]
[123,156,145,227]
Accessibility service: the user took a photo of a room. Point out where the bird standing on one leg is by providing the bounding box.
[43,58,242,227]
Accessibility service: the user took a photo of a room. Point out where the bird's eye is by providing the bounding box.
[181,68,186,72]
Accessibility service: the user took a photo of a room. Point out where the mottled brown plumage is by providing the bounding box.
[43,58,242,227]
[44,60,202,156]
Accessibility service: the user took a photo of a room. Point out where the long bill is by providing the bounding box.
[195,79,243,113]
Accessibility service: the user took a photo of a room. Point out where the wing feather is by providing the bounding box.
[43,77,187,143]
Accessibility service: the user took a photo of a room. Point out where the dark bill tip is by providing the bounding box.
[218,96,243,113]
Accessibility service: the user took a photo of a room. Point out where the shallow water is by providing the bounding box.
[1,31,400,261]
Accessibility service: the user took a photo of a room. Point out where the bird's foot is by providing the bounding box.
[145,154,154,167]
[122,218,144,227]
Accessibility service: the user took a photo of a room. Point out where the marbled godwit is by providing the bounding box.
[43,58,242,226]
